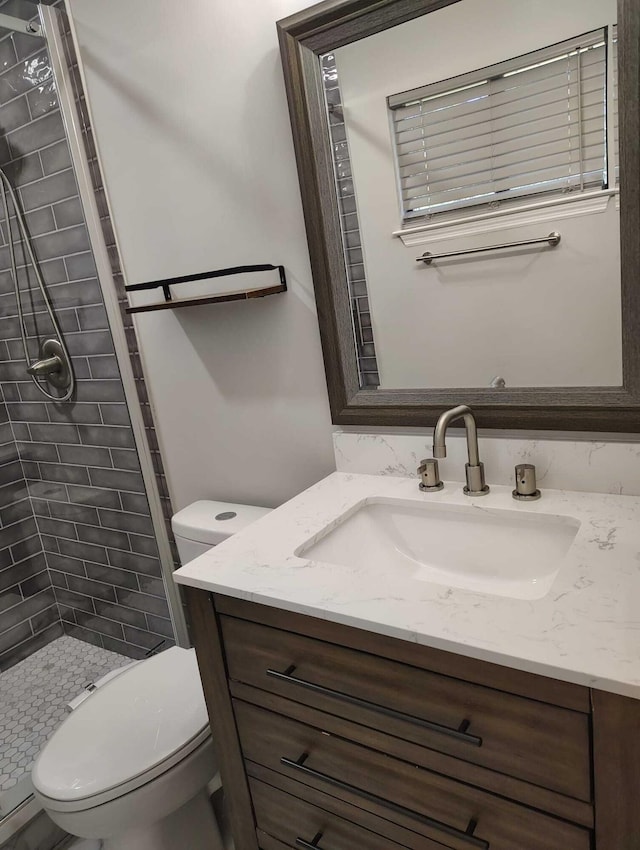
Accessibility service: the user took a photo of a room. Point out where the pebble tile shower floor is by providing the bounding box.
[0,635,128,817]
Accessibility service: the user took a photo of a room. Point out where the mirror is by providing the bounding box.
[278,0,640,431]
[327,0,619,390]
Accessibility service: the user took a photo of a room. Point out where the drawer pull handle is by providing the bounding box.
[267,666,482,747]
[296,832,324,850]
[282,753,489,850]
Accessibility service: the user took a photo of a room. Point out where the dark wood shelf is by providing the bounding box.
[124,263,287,315]
[125,283,286,315]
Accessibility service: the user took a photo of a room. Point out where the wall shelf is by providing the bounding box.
[124,264,287,315]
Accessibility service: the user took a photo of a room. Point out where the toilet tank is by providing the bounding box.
[171,500,272,565]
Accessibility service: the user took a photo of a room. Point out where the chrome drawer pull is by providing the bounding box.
[295,832,324,850]
[267,666,482,747]
[282,753,490,850]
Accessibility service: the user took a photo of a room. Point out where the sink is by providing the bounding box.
[296,498,581,600]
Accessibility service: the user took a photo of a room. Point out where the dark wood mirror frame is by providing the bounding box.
[278,0,640,431]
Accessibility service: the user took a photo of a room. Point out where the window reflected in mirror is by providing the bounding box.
[322,0,621,392]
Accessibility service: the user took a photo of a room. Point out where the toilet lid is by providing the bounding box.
[32,647,210,803]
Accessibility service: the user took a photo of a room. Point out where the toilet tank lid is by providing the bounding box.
[32,647,208,803]
[171,500,271,545]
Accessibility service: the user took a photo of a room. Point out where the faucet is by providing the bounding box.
[432,404,490,496]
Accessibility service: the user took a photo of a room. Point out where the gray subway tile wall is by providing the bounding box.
[0,12,175,666]
[0,392,62,669]
[58,15,181,572]
[321,52,379,388]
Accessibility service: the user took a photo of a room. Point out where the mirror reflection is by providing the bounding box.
[323,0,620,390]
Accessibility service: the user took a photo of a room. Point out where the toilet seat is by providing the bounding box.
[32,647,210,811]
[35,727,212,813]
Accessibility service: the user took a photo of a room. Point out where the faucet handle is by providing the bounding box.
[512,463,541,501]
[418,458,444,491]
[26,355,62,377]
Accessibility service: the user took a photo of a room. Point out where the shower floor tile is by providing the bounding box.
[0,636,128,816]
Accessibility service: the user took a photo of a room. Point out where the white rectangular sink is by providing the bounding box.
[297,498,581,600]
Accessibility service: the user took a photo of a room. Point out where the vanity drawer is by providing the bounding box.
[222,616,591,801]
[250,775,450,850]
[236,701,591,850]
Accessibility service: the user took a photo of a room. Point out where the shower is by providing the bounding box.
[0,166,75,402]
[0,2,182,846]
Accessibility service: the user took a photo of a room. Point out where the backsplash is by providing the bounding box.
[334,430,640,496]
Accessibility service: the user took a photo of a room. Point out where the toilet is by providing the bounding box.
[31,500,271,850]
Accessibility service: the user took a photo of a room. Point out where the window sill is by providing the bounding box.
[393,189,619,248]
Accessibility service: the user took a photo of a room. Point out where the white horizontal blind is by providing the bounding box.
[389,30,608,220]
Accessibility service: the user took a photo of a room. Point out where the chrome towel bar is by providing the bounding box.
[416,231,561,265]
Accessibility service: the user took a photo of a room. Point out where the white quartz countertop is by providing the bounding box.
[174,472,640,699]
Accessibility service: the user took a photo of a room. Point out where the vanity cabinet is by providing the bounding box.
[185,588,640,850]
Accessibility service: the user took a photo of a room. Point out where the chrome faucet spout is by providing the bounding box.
[432,404,480,465]
[431,404,489,496]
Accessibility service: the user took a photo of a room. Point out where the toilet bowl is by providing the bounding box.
[32,647,220,850]
[32,500,271,850]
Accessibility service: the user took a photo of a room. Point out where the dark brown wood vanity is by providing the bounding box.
[185,587,640,850]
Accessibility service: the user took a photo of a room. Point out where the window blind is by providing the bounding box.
[389,30,608,220]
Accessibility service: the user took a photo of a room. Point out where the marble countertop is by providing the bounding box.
[174,472,640,699]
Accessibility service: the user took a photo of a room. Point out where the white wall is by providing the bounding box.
[66,0,336,510]
[336,0,622,389]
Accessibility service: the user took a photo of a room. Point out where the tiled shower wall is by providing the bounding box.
[58,12,181,571]
[0,394,60,669]
[0,13,175,666]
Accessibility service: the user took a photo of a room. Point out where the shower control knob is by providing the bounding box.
[25,339,72,394]
[27,354,62,377]
[512,463,541,501]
